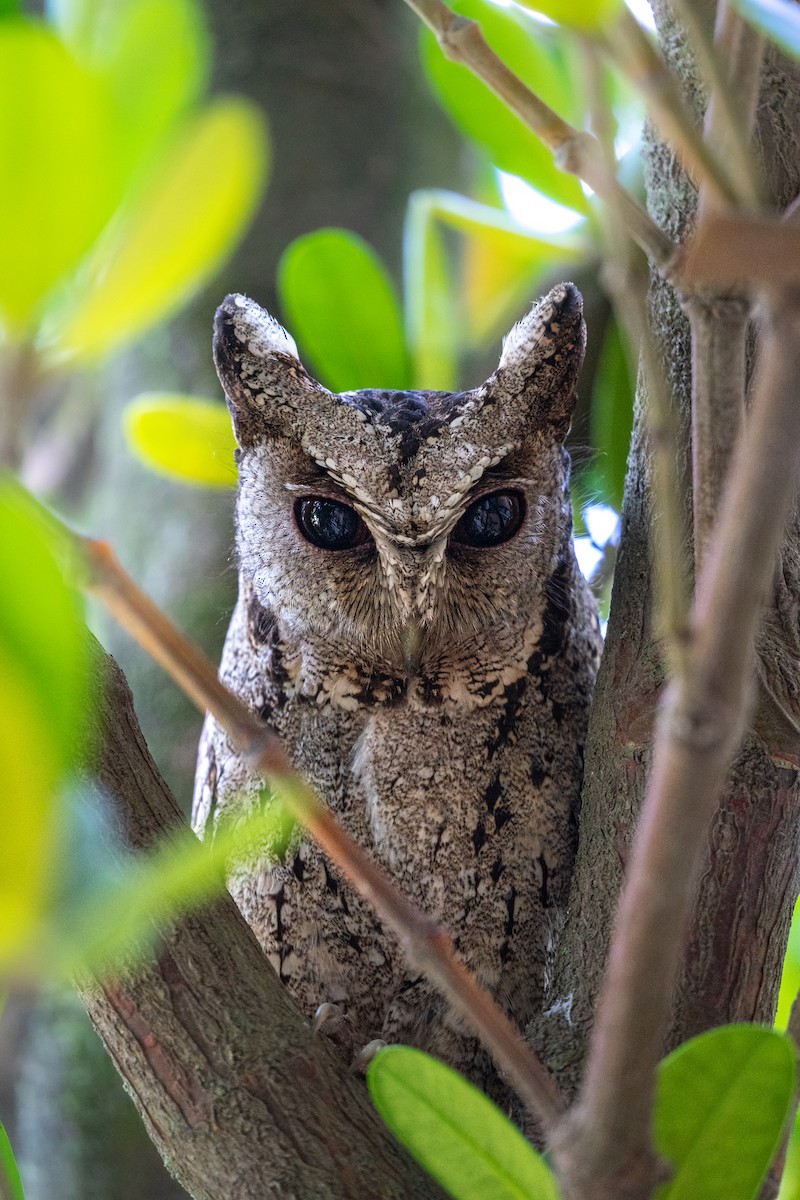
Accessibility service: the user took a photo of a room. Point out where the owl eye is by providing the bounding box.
[295,497,371,551]
[451,491,525,548]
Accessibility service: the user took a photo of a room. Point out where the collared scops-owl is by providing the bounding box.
[193,283,602,1102]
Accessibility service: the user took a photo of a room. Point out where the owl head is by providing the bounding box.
[214,284,586,679]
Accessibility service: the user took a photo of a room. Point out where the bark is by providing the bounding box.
[77,644,442,1200]
[535,7,800,1096]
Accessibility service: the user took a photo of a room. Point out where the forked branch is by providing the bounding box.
[400,0,675,271]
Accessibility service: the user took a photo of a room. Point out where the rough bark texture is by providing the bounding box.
[78,646,443,1200]
[534,6,800,1095]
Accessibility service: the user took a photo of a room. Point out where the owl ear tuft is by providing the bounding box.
[213,293,309,447]
[494,282,586,436]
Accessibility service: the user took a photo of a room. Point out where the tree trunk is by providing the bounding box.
[535,6,800,1096]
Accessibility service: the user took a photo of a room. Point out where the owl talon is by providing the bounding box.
[350,1039,388,1075]
[313,1002,346,1035]
[313,1002,358,1057]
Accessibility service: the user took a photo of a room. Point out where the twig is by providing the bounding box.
[601,11,743,210]
[684,1,762,569]
[583,42,690,671]
[668,0,763,213]
[75,537,564,1129]
[400,0,675,272]
[680,214,800,287]
[684,292,750,568]
[551,287,800,1200]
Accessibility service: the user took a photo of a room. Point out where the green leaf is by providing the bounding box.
[729,0,800,58]
[404,194,459,389]
[778,1107,800,1200]
[90,0,210,180]
[278,229,411,391]
[0,19,124,334]
[124,394,238,488]
[589,315,634,509]
[0,479,87,774]
[424,188,586,345]
[0,0,21,17]
[367,1046,560,1200]
[514,0,623,31]
[654,1025,797,1200]
[0,1122,25,1200]
[55,787,295,977]
[776,896,800,1031]
[47,98,268,360]
[0,479,87,966]
[420,1,588,214]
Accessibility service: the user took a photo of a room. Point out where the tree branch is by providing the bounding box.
[684,292,750,567]
[399,0,675,271]
[75,539,563,1130]
[79,643,444,1200]
[550,287,800,1200]
[680,214,800,287]
[601,10,743,210]
[668,0,763,213]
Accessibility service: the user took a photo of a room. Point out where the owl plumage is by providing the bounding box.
[193,283,601,1101]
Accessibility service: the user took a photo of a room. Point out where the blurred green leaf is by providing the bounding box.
[278,229,411,391]
[0,650,60,963]
[429,189,586,344]
[0,19,124,333]
[420,0,588,214]
[729,0,800,57]
[589,315,635,509]
[0,1122,25,1200]
[0,479,87,772]
[654,1025,797,1200]
[404,194,459,390]
[49,98,268,360]
[92,0,210,179]
[0,0,21,17]
[776,896,800,1031]
[778,1108,800,1200]
[55,787,295,977]
[514,0,623,31]
[367,1046,560,1200]
[0,479,87,965]
[124,394,237,489]
[47,0,107,51]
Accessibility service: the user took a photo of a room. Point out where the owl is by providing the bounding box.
[193,283,601,1102]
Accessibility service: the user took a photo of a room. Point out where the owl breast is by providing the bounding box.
[193,284,602,1102]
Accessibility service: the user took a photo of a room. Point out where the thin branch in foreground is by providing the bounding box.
[400,0,675,272]
[583,40,691,673]
[668,0,763,213]
[680,214,800,287]
[75,537,564,1130]
[601,10,743,211]
[684,292,750,570]
[550,288,800,1200]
